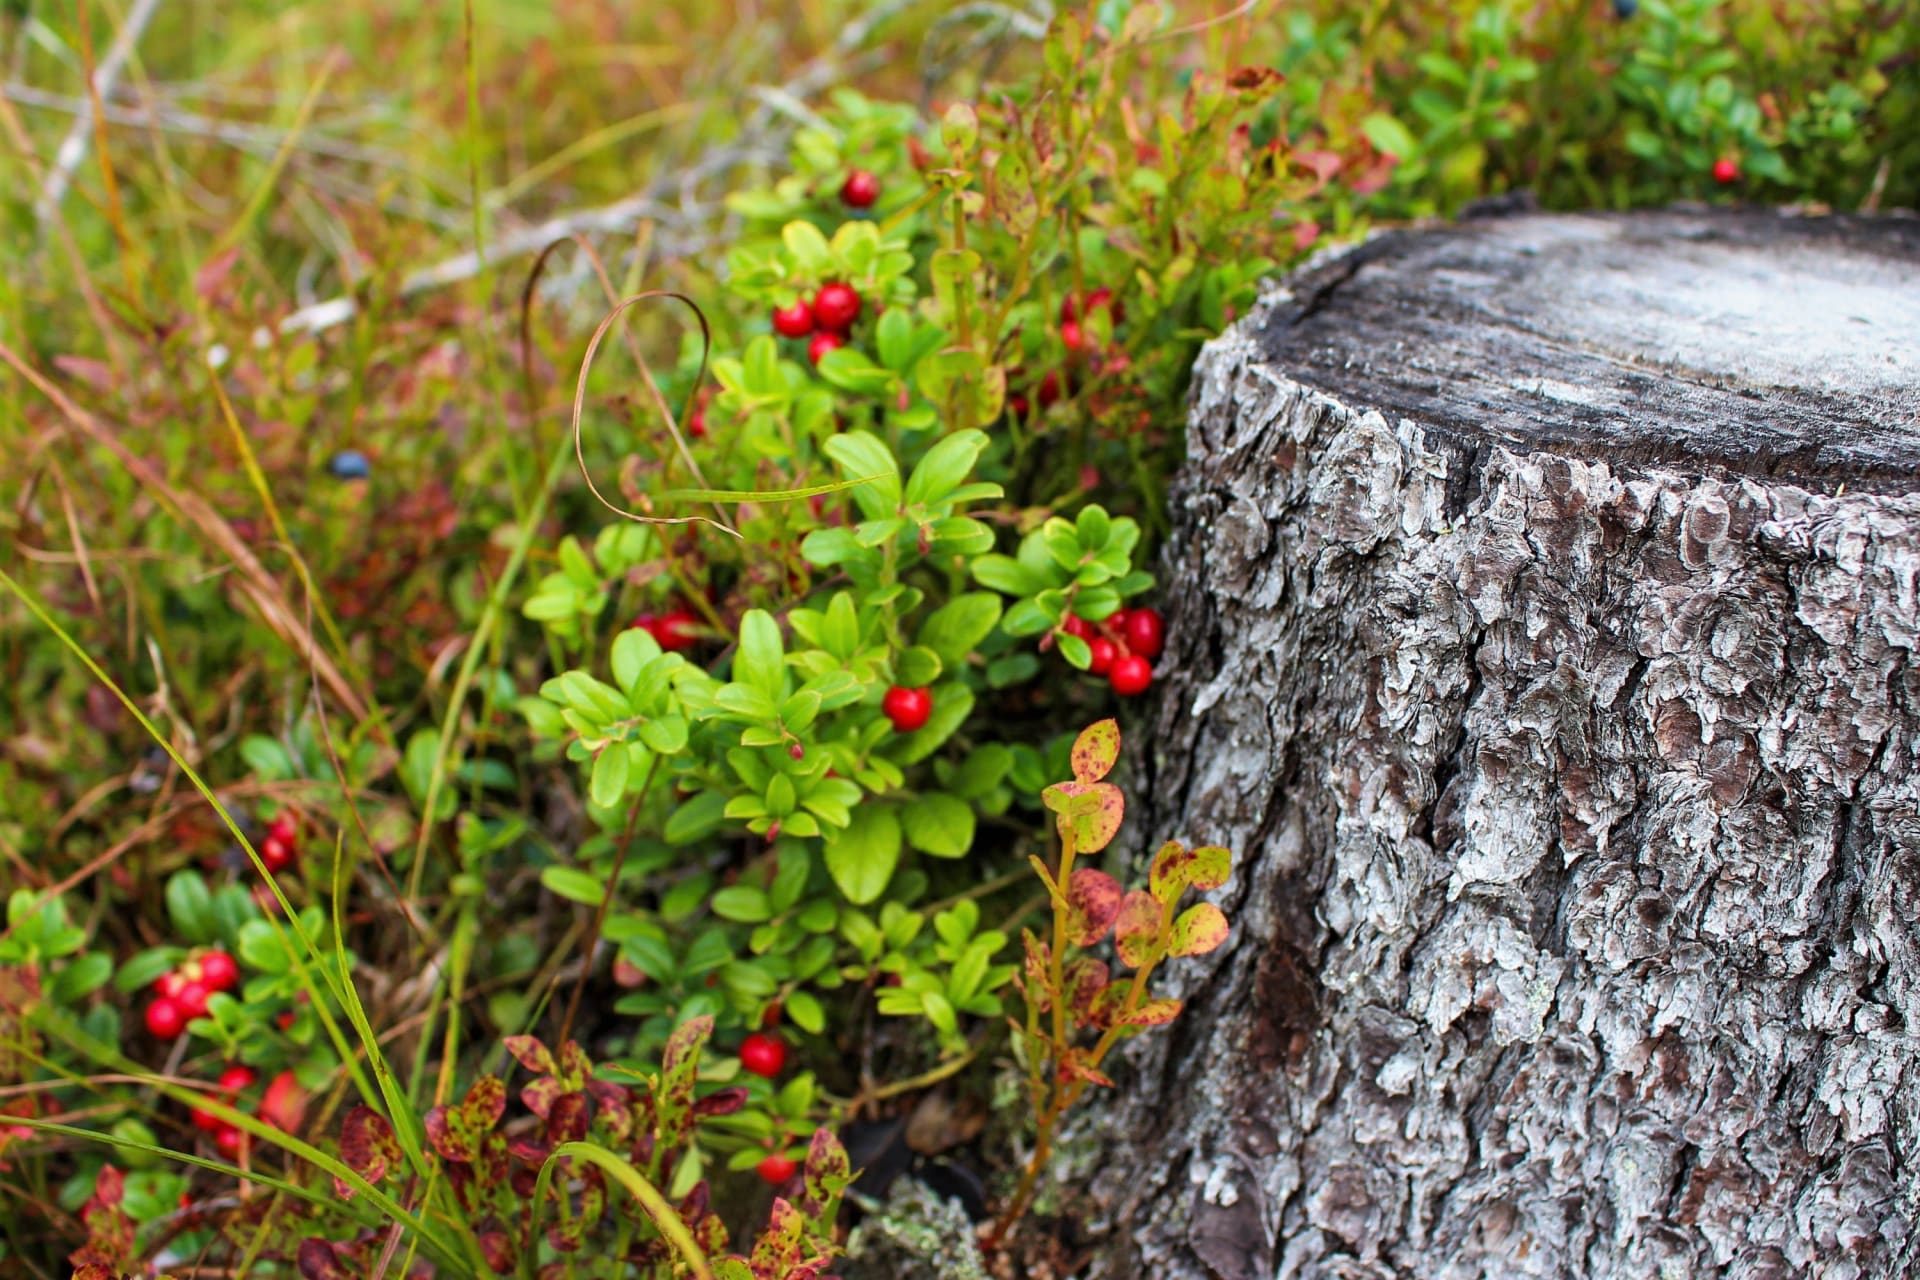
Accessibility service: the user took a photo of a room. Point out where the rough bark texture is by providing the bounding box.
[1084,209,1920,1280]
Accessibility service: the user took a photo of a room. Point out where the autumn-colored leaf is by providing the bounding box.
[503,1034,557,1076]
[333,1106,400,1199]
[1169,902,1230,957]
[1120,996,1183,1027]
[1150,841,1232,900]
[691,1086,749,1118]
[1044,779,1125,852]
[750,1196,804,1279]
[1114,890,1164,969]
[1069,718,1120,783]
[803,1126,854,1216]
[1065,867,1123,945]
[547,1091,592,1144]
[1022,929,1051,1009]
[1227,65,1284,96]
[558,1039,593,1087]
[297,1239,352,1280]
[478,1224,516,1273]
[521,1076,563,1120]
[463,1076,507,1130]
[1055,1051,1115,1088]
[1064,957,1110,1024]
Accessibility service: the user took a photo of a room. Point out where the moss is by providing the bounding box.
[842,1178,990,1280]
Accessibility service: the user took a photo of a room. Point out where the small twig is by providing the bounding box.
[33,0,165,230]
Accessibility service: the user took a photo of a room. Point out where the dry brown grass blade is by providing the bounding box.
[0,337,371,723]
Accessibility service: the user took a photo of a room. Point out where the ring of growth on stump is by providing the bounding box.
[1087,210,1920,1279]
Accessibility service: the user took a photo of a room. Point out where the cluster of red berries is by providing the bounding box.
[771,282,864,366]
[259,810,300,875]
[144,948,241,1040]
[1063,605,1164,698]
[737,1031,800,1184]
[191,1065,257,1158]
[881,684,933,732]
[1009,289,1125,420]
[632,605,700,652]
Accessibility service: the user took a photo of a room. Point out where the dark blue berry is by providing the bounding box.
[1614,0,1637,17]
[328,450,371,480]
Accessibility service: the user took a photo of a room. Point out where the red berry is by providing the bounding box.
[1061,615,1093,640]
[1087,637,1118,676]
[191,1107,223,1133]
[1109,655,1153,698]
[1009,394,1030,419]
[1036,370,1063,407]
[881,685,933,732]
[259,836,293,873]
[811,283,861,333]
[840,169,880,208]
[214,1126,245,1159]
[1713,156,1740,184]
[155,971,187,1000]
[145,997,186,1040]
[739,1032,788,1079]
[268,812,299,845]
[1060,320,1086,354]
[1123,607,1165,660]
[756,1153,798,1185]
[807,331,845,366]
[653,607,700,652]
[771,300,815,339]
[1060,288,1118,325]
[218,1065,256,1093]
[177,980,212,1019]
[277,1010,297,1030]
[200,951,239,993]
[688,407,708,439]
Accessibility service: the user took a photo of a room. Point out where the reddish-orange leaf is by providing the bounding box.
[1114,890,1164,969]
[1121,997,1183,1027]
[1065,868,1123,945]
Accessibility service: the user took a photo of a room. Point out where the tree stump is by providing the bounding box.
[1086,209,1920,1279]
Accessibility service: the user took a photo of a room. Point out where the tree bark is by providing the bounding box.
[1084,209,1920,1279]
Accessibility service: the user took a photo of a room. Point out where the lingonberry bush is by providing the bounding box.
[1,1,1912,1275]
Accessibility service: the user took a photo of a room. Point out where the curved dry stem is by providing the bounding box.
[570,289,740,538]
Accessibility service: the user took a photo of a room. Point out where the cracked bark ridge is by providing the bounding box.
[1084,210,1920,1279]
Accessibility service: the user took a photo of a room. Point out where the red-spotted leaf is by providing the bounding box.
[1086,981,1132,1029]
[691,1086,749,1118]
[547,1091,592,1145]
[1043,779,1125,852]
[423,1105,471,1162]
[1064,957,1109,1018]
[659,1014,713,1144]
[503,1035,556,1076]
[1120,996,1183,1027]
[1169,902,1230,957]
[297,1239,351,1280]
[521,1076,563,1120]
[1022,929,1051,1009]
[1069,718,1120,783]
[1065,868,1123,945]
[802,1127,853,1216]
[478,1224,516,1272]
[1055,1051,1115,1088]
[1149,841,1232,901]
[1185,846,1231,890]
[333,1106,399,1199]
[1114,890,1164,968]
[463,1076,507,1130]
[749,1197,804,1278]
[589,1079,635,1141]
[558,1039,593,1088]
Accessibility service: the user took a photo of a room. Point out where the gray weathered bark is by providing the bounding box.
[1084,209,1920,1279]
